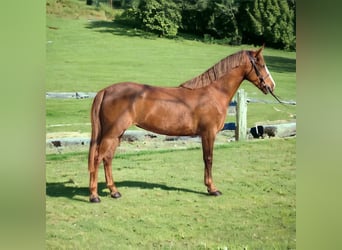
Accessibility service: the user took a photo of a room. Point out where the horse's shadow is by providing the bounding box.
[46,180,207,202]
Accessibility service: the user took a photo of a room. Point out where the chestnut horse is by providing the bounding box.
[88,47,275,202]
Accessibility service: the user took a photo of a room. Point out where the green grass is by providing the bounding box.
[47,16,246,92]
[46,15,295,94]
[46,0,116,20]
[46,98,93,133]
[46,138,296,249]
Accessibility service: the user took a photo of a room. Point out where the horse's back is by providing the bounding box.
[101,82,148,97]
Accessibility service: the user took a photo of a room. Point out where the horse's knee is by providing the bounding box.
[103,153,114,163]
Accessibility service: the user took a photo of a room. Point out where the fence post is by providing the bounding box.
[236,89,247,141]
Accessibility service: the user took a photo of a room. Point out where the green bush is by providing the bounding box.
[94,0,296,50]
[238,0,296,50]
[133,0,182,37]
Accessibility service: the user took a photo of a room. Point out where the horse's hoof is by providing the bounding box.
[89,196,101,203]
[111,192,122,199]
[207,190,222,196]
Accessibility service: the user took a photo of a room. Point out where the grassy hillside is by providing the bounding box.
[46,15,295,94]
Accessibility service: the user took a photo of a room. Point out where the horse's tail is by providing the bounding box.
[88,89,105,173]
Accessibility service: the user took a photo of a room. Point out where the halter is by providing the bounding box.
[246,51,270,88]
[246,51,285,105]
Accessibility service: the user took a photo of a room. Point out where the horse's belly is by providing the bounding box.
[135,112,197,136]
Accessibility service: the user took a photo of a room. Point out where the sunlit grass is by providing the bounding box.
[46,138,296,249]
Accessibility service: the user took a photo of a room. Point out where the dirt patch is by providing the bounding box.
[46,130,236,154]
[46,132,91,140]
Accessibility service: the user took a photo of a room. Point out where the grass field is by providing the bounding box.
[46,1,296,249]
[46,138,296,249]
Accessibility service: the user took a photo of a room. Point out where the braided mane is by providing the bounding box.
[180,50,246,89]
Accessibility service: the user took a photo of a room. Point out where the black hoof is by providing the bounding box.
[111,192,122,199]
[89,196,101,203]
[207,190,222,196]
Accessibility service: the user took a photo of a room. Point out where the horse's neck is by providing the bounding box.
[213,67,245,98]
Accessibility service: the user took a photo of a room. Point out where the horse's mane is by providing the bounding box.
[180,50,246,89]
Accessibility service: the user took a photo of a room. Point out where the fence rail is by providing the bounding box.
[46,89,295,142]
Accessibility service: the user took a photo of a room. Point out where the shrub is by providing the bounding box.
[133,0,182,37]
[238,0,296,50]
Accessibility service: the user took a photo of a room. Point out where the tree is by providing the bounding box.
[206,0,241,44]
[238,0,295,50]
[178,0,241,44]
[133,0,182,37]
[124,0,296,50]
[177,0,211,36]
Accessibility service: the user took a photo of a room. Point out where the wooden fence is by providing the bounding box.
[228,89,296,140]
[235,89,248,141]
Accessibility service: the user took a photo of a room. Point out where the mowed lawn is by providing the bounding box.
[46,138,296,249]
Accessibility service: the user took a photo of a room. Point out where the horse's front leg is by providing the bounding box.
[201,133,222,196]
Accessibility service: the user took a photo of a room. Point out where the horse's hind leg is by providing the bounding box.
[95,135,122,198]
[103,137,122,199]
[89,140,113,202]
[89,136,119,202]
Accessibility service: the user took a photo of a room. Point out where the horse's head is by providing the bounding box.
[245,46,276,94]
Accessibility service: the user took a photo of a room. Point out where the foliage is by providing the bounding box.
[207,0,241,44]
[178,0,241,45]
[238,0,296,50]
[48,0,295,50]
[125,0,295,50]
[131,0,182,37]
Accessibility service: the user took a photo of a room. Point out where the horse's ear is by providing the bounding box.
[255,45,264,57]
